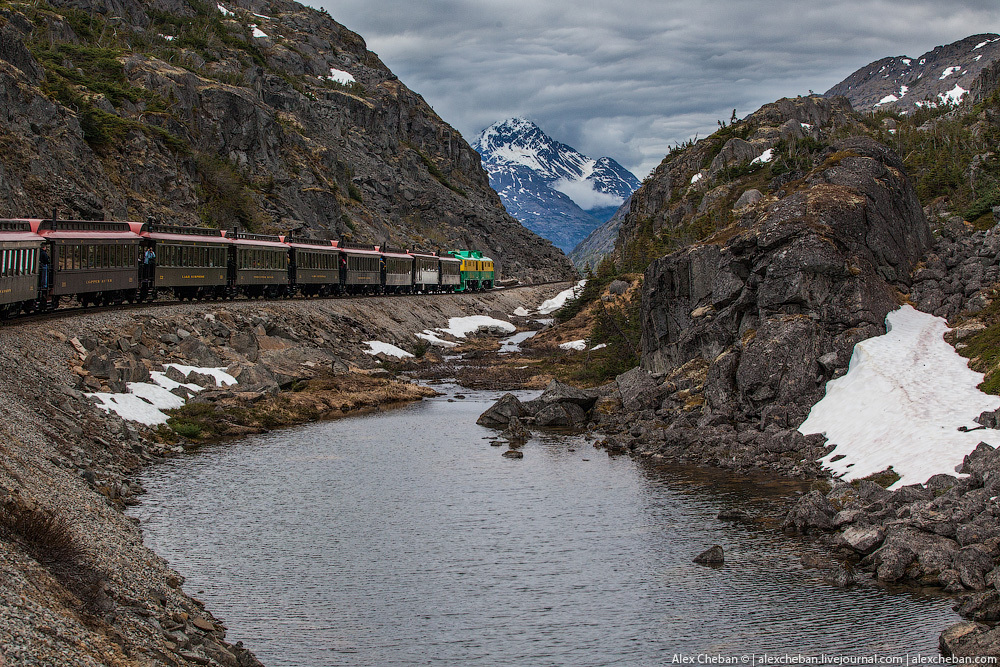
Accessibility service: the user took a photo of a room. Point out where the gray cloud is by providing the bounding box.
[309,0,998,177]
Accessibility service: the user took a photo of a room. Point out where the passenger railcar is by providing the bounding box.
[439,254,462,293]
[145,224,230,301]
[410,249,441,293]
[231,232,288,299]
[37,219,143,307]
[0,220,44,317]
[381,246,414,294]
[337,242,381,294]
[287,237,339,297]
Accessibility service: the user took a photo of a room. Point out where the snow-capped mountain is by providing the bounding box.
[824,33,1000,113]
[472,118,639,253]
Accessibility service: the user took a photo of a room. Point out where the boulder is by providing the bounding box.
[733,189,763,209]
[502,450,523,459]
[782,490,837,533]
[608,280,630,295]
[694,545,724,564]
[538,380,597,410]
[477,393,527,428]
[839,526,885,554]
[955,591,1000,622]
[939,621,1000,658]
[534,402,587,429]
[615,367,659,413]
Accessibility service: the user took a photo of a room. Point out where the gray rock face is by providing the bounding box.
[615,367,658,412]
[640,137,931,423]
[733,189,763,210]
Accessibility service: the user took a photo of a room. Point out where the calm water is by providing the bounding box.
[130,388,959,666]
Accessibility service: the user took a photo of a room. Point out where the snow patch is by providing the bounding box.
[874,94,898,107]
[975,38,1000,50]
[751,148,775,164]
[160,34,176,41]
[591,343,608,351]
[415,330,457,348]
[899,85,909,97]
[326,68,356,85]
[537,280,586,315]
[691,172,703,185]
[217,3,232,16]
[364,341,414,358]
[940,66,961,80]
[558,340,587,351]
[902,58,912,66]
[89,364,237,426]
[251,26,268,38]
[438,316,516,338]
[939,84,968,105]
[513,306,530,317]
[799,306,1000,488]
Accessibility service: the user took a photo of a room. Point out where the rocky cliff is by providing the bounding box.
[0,0,574,282]
[640,136,931,425]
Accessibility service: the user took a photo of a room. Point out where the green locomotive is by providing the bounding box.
[448,250,495,291]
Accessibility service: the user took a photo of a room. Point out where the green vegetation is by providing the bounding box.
[194,153,265,230]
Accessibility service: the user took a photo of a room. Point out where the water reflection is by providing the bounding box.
[130,388,958,666]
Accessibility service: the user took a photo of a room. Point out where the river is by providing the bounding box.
[129,386,959,666]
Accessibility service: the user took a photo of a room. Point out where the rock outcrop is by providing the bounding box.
[640,137,931,425]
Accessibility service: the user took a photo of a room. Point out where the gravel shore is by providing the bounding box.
[0,284,563,666]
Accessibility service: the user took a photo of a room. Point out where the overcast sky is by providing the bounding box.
[309,0,998,178]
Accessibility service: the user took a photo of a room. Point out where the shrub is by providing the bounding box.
[0,497,83,565]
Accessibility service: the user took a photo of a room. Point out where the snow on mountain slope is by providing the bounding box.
[472,118,639,253]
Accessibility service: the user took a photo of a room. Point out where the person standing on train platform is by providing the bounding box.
[143,247,156,283]
[39,247,50,290]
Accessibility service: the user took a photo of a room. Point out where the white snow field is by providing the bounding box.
[90,365,238,426]
[364,341,414,358]
[436,316,516,338]
[537,280,586,315]
[558,339,587,351]
[799,305,1000,488]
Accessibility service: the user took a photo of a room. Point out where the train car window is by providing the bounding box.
[2,250,7,276]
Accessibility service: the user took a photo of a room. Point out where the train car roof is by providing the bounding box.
[229,234,287,249]
[0,220,44,242]
[146,231,232,244]
[286,239,338,251]
[27,218,143,240]
[381,250,413,259]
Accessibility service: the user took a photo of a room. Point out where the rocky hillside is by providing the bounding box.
[641,136,930,425]
[825,34,1000,114]
[0,0,575,282]
[472,118,639,255]
[567,195,630,270]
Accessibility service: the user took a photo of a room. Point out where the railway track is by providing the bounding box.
[0,280,572,329]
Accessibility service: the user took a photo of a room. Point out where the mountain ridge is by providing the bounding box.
[824,33,1000,113]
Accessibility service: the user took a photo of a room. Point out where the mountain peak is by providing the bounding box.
[472,119,639,253]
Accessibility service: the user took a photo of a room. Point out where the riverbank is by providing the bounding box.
[0,284,566,666]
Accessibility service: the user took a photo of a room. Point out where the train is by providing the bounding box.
[0,217,497,318]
